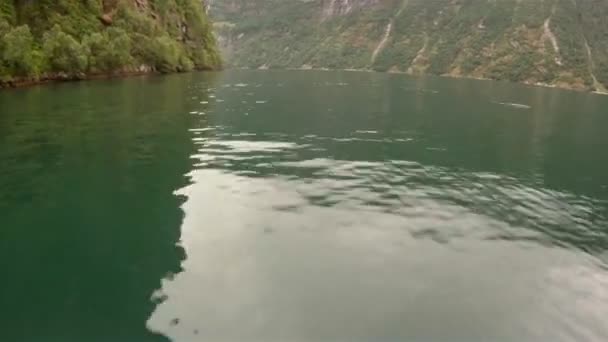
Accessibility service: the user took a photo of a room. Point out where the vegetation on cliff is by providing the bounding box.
[0,0,220,85]
[212,0,608,91]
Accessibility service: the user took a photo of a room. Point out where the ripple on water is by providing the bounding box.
[180,130,608,252]
[149,140,608,339]
[146,79,608,340]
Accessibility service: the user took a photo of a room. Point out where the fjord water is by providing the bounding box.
[1,71,608,341]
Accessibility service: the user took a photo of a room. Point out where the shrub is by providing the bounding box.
[178,54,195,72]
[43,25,88,75]
[191,45,213,69]
[106,27,132,69]
[153,36,181,73]
[84,28,132,72]
[0,17,9,35]
[82,32,106,71]
[1,25,41,76]
[129,33,157,66]
[0,1,16,24]
[114,2,158,37]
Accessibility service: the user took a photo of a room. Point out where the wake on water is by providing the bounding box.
[494,101,532,110]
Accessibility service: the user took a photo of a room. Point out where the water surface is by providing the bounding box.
[1,70,608,341]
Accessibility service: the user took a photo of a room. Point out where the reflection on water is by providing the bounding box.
[1,70,607,341]
[148,71,608,341]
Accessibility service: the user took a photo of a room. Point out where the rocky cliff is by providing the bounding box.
[211,0,608,92]
[1,0,220,86]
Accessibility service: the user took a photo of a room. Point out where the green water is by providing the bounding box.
[1,70,608,341]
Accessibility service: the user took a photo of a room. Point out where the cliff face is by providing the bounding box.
[211,0,608,92]
[0,0,220,86]
[321,0,380,18]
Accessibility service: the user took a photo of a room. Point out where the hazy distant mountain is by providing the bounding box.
[211,0,608,91]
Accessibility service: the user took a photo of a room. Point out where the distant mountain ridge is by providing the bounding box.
[211,0,608,92]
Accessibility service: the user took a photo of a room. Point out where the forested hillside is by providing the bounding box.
[211,0,608,92]
[0,0,220,86]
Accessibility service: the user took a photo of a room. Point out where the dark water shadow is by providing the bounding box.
[0,72,217,341]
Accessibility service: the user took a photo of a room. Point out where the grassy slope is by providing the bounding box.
[212,0,608,91]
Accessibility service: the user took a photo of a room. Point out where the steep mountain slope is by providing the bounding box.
[211,0,608,91]
[0,0,220,86]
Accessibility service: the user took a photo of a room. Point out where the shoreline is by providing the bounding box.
[0,68,218,90]
[0,70,154,90]
[266,66,608,95]
[4,66,607,96]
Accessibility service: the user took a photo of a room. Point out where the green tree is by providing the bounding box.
[0,18,7,80]
[106,27,132,69]
[84,28,132,72]
[0,1,16,24]
[43,25,88,75]
[1,25,40,76]
[82,32,106,71]
[179,54,194,72]
[152,36,181,73]
[0,17,9,35]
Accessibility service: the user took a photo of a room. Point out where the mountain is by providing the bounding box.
[0,0,220,86]
[210,0,608,92]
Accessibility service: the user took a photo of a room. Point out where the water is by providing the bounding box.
[1,70,608,341]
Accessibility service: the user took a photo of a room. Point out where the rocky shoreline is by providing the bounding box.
[0,65,218,90]
[281,66,608,94]
[4,66,606,95]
